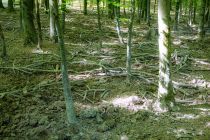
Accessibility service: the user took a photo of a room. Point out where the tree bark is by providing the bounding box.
[83,0,87,15]
[23,0,37,44]
[155,0,175,112]
[53,0,77,125]
[146,0,150,25]
[61,0,66,33]
[49,0,58,42]
[35,0,42,49]
[0,23,7,60]
[0,0,5,8]
[174,0,180,31]
[126,0,135,81]
[8,0,14,12]
[199,0,206,39]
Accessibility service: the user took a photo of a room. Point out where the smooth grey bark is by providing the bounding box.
[35,0,42,49]
[0,23,7,60]
[154,0,175,112]
[53,0,77,124]
[49,0,58,42]
[126,0,135,81]
[114,3,125,44]
[188,0,193,26]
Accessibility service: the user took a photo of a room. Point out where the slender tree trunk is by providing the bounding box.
[0,23,7,60]
[146,0,150,25]
[83,0,87,15]
[137,0,141,23]
[35,0,42,49]
[192,0,197,23]
[114,6,125,44]
[53,0,77,125]
[154,0,175,112]
[97,0,102,47]
[61,0,66,33]
[8,0,14,12]
[199,0,206,39]
[0,0,5,8]
[126,0,135,81]
[174,0,180,31]
[108,0,114,19]
[188,0,193,26]
[23,0,37,44]
[49,0,58,42]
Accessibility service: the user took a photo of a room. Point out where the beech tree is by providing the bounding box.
[35,0,42,49]
[0,23,7,60]
[154,0,175,112]
[53,0,77,124]
[22,0,37,44]
[126,0,135,81]
[49,0,58,42]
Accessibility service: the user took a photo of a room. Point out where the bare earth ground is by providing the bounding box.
[1,5,210,140]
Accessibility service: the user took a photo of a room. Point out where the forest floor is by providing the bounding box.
[1,6,210,140]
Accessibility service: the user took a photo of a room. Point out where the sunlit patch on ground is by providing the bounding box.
[111,96,153,112]
[172,128,203,138]
[206,122,210,127]
[175,113,199,119]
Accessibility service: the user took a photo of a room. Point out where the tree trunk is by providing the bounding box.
[126,0,135,81]
[0,23,7,60]
[49,0,58,42]
[114,5,125,44]
[154,0,175,112]
[199,0,206,39]
[83,0,87,15]
[146,0,150,25]
[174,0,180,31]
[8,0,14,12]
[61,0,66,33]
[35,0,42,49]
[23,0,37,44]
[188,0,193,26]
[97,0,102,47]
[192,0,197,24]
[107,0,114,19]
[0,0,5,8]
[97,0,102,31]
[53,0,77,125]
